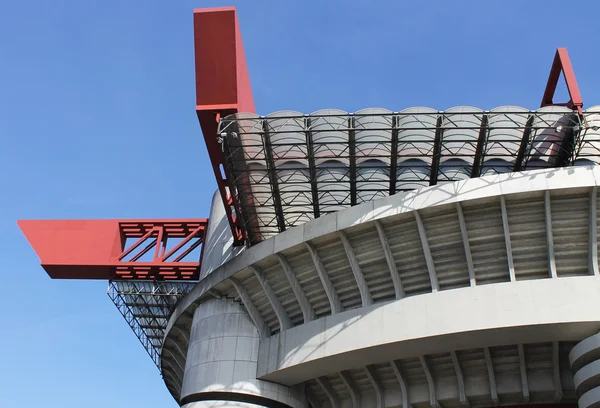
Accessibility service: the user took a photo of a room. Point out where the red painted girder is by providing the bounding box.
[18,219,208,280]
[193,7,256,245]
[541,48,584,115]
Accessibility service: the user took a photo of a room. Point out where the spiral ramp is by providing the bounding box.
[571,333,600,408]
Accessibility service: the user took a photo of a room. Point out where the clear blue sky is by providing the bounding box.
[1,1,599,407]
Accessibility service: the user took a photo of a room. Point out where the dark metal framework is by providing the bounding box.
[107,280,196,368]
[217,107,598,244]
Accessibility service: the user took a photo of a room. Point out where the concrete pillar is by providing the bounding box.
[570,332,600,408]
[180,298,306,408]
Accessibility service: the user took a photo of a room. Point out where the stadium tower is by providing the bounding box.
[18,6,600,408]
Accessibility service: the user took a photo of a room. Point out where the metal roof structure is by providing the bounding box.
[217,106,600,243]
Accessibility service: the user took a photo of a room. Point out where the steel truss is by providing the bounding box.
[107,280,196,368]
[217,108,600,244]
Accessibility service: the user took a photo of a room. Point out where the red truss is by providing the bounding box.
[18,219,208,280]
[541,48,583,114]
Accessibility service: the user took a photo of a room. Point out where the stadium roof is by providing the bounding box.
[217,106,600,244]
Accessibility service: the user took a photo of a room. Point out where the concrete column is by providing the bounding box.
[180,298,306,408]
[570,332,600,408]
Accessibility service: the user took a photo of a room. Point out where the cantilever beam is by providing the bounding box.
[194,7,256,245]
[18,219,208,280]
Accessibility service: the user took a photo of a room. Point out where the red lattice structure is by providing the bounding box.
[18,219,208,280]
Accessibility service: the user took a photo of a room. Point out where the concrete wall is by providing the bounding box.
[181,298,306,408]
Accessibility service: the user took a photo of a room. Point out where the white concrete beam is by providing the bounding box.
[230,277,269,339]
[339,371,359,408]
[545,191,558,278]
[375,220,405,299]
[305,242,342,314]
[162,360,183,384]
[483,347,499,404]
[249,265,293,331]
[305,389,321,408]
[456,203,476,287]
[500,196,516,282]
[276,253,316,323]
[163,347,185,373]
[171,325,189,347]
[415,212,439,292]
[553,341,563,402]
[450,351,469,406]
[338,230,373,306]
[420,356,440,408]
[316,376,340,408]
[590,187,599,276]
[365,365,384,408]
[167,337,187,364]
[517,344,530,403]
[390,360,411,408]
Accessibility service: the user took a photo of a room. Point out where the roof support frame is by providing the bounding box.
[305,117,321,219]
[429,115,444,186]
[514,115,535,172]
[389,115,399,195]
[349,116,357,206]
[471,114,489,177]
[262,120,287,233]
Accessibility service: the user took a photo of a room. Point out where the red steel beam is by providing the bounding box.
[194,7,255,245]
[541,48,583,115]
[18,219,208,280]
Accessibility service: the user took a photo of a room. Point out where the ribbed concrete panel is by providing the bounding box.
[551,191,590,277]
[505,194,550,281]
[345,224,394,303]
[380,215,432,296]
[310,234,362,311]
[490,345,521,400]
[524,343,555,403]
[259,258,304,327]
[239,270,280,333]
[457,348,492,407]
[283,245,331,318]
[304,343,576,408]
[461,199,509,285]
[420,206,470,290]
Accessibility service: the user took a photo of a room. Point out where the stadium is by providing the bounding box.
[17,6,600,408]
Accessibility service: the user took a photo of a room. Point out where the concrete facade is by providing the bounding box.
[162,167,600,408]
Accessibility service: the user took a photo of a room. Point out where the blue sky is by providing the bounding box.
[1,1,600,407]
